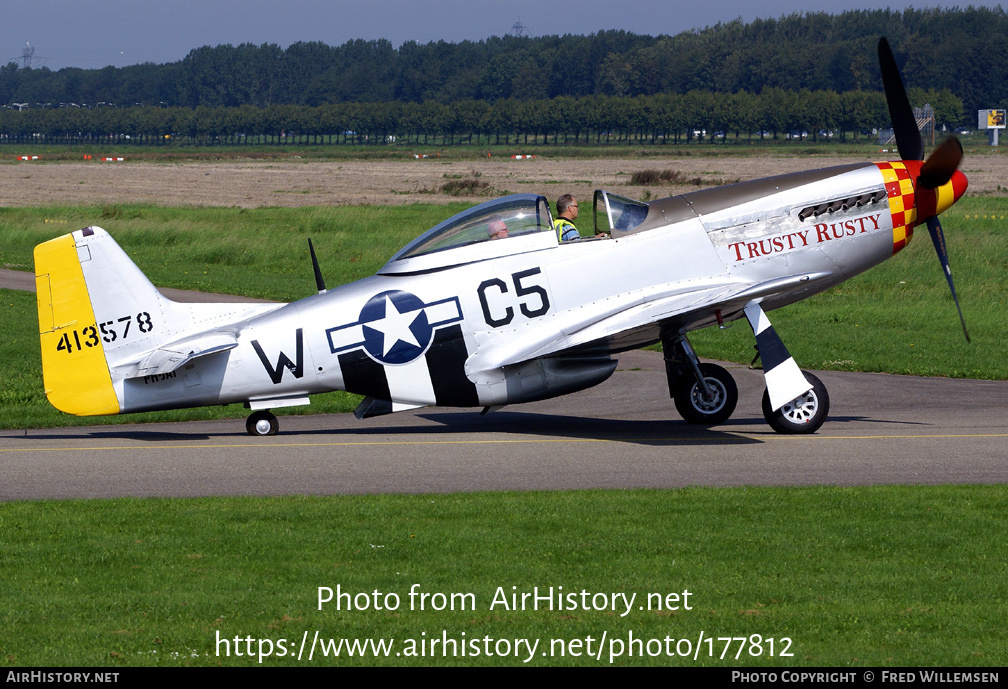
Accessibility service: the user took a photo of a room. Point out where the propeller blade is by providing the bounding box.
[878,37,924,162]
[918,137,964,189]
[926,216,970,342]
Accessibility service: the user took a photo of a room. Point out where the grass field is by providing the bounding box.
[1,487,1005,666]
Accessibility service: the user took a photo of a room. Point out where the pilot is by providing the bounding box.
[487,219,509,240]
[553,194,581,241]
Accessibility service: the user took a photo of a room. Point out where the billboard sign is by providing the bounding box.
[979,109,1006,129]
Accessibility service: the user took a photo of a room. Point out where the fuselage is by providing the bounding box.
[103,160,965,415]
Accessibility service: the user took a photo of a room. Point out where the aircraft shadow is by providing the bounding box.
[11,410,925,445]
[826,415,928,428]
[299,410,765,447]
[20,412,763,446]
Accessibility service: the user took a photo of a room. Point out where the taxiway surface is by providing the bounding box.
[2,351,1006,501]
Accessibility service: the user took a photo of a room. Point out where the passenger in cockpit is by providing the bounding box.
[487,219,509,240]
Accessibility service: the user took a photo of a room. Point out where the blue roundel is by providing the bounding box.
[359,290,433,364]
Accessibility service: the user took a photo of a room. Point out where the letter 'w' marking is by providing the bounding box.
[251,328,304,384]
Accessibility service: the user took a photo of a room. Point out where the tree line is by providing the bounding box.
[0,87,963,146]
[0,6,1001,142]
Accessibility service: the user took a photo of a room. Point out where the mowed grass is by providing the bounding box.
[0,487,1005,666]
[1,198,1006,429]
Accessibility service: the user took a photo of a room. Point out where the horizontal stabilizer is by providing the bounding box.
[120,332,240,378]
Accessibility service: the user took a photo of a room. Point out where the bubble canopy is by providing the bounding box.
[380,194,557,274]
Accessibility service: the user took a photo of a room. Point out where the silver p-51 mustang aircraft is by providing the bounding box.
[33,39,969,436]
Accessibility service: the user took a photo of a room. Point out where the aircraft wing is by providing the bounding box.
[466,271,834,374]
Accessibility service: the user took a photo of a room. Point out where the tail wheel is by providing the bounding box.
[246,410,279,436]
[761,371,829,434]
[674,363,738,425]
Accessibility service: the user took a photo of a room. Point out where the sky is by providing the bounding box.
[4,0,1007,71]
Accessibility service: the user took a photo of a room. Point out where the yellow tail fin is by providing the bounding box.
[34,232,120,415]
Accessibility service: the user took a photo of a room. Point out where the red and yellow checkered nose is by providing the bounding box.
[875,161,968,255]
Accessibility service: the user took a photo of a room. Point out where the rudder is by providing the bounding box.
[34,229,121,415]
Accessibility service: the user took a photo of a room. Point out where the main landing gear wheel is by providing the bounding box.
[674,363,738,426]
[246,410,279,436]
[762,371,830,434]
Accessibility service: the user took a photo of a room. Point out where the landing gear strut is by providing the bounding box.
[664,334,738,426]
[743,301,830,434]
[246,410,279,436]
